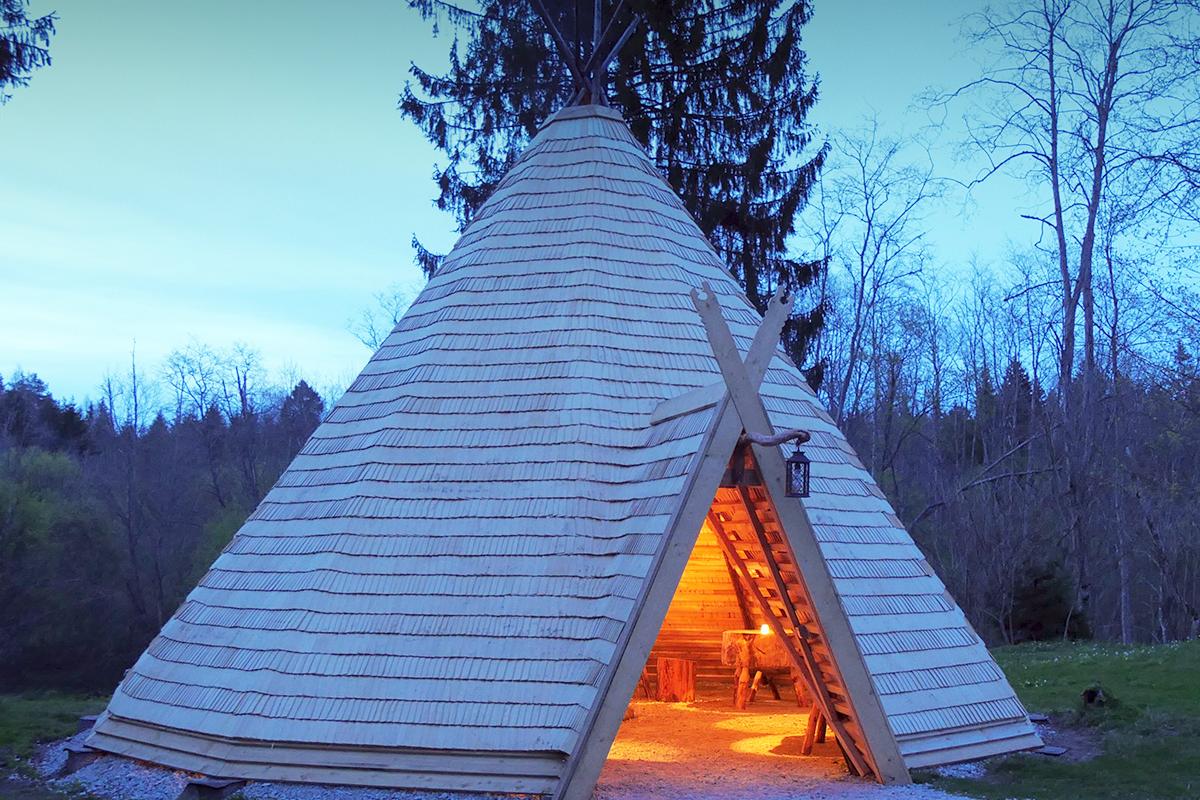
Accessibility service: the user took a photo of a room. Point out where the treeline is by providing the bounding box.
[832,326,1200,646]
[0,347,326,690]
[797,0,1200,647]
[3,323,1198,695]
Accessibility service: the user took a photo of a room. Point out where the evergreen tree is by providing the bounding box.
[0,0,54,103]
[280,380,325,454]
[998,357,1035,442]
[401,0,828,380]
[0,371,87,452]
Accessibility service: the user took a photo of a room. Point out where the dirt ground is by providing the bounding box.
[595,689,961,800]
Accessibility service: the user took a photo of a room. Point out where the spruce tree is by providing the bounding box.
[401,0,828,383]
[0,0,55,103]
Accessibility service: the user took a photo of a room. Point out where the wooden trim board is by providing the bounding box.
[650,380,724,426]
[88,714,562,793]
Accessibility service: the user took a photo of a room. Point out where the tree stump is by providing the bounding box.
[634,666,653,699]
[57,743,101,777]
[656,656,696,702]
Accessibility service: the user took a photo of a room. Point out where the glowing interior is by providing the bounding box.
[600,521,840,789]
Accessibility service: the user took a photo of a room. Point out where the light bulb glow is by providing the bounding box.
[759,623,771,635]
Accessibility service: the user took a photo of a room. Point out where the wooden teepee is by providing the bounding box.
[84,7,1042,798]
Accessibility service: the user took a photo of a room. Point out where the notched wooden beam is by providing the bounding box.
[650,380,725,425]
[651,285,792,426]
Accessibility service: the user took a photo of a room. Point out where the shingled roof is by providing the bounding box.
[87,104,1041,797]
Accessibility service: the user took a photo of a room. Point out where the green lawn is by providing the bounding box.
[922,639,1200,800]
[0,692,108,770]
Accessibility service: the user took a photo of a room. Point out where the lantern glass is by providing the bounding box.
[786,447,811,498]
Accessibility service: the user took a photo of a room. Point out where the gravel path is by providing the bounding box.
[24,699,976,800]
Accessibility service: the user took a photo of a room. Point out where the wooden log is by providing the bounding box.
[655,657,696,702]
[748,670,765,703]
[734,666,752,709]
[792,666,812,706]
[801,705,820,755]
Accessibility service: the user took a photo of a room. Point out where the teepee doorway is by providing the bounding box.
[563,285,904,799]
[598,483,849,795]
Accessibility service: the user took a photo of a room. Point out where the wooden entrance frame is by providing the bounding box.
[555,286,909,800]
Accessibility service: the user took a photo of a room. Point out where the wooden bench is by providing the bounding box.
[721,628,808,709]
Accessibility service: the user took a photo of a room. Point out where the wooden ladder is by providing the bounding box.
[708,479,875,777]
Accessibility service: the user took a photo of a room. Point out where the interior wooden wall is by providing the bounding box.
[646,523,761,683]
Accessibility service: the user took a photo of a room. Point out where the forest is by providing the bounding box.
[0,356,326,690]
[2,0,1199,696]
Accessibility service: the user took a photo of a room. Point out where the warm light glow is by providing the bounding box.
[606,738,689,763]
[728,734,800,757]
[760,623,771,635]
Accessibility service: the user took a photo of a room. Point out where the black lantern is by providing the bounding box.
[786,446,811,498]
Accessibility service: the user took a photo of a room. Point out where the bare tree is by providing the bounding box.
[98,348,165,623]
[163,342,229,506]
[350,281,423,350]
[944,0,1200,635]
[219,344,265,501]
[802,119,939,425]
[951,0,1200,394]
[164,341,221,422]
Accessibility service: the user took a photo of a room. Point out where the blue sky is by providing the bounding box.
[0,0,1015,404]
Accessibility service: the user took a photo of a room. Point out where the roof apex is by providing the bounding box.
[539,103,625,132]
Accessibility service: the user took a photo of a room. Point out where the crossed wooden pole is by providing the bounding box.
[692,283,908,785]
[556,286,910,799]
[529,0,641,106]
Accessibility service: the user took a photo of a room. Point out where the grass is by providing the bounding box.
[0,692,108,770]
[920,639,1200,800]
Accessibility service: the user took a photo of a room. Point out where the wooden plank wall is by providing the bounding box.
[646,525,758,683]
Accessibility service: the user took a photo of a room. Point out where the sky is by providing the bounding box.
[0,0,1016,404]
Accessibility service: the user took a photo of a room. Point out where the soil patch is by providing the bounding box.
[1034,716,1103,763]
